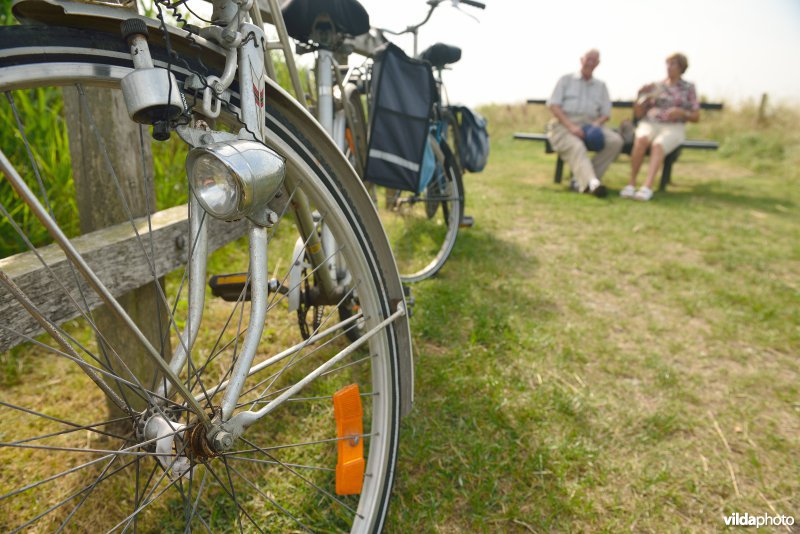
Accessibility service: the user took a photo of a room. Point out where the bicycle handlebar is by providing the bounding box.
[376,0,484,38]
[457,0,486,9]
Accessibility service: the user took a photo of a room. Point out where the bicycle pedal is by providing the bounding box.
[209,273,249,301]
[460,215,475,228]
[210,274,288,301]
[333,384,364,495]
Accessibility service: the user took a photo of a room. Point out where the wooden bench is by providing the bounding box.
[514,99,722,191]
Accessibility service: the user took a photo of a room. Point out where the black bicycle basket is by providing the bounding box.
[364,42,437,193]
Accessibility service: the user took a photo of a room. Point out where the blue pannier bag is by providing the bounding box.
[417,134,436,193]
[364,43,437,193]
[450,105,490,173]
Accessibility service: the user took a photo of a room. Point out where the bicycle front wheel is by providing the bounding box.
[0,22,408,533]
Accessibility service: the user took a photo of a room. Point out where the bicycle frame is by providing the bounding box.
[314,47,365,158]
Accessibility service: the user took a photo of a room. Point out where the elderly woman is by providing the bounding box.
[621,53,700,201]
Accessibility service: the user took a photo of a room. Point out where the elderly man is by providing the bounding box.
[547,49,623,197]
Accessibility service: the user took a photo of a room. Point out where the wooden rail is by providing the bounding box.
[0,205,248,353]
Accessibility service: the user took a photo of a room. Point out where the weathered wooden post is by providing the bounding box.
[757,93,769,125]
[63,85,171,418]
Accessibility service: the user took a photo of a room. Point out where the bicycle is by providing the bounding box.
[280,0,484,283]
[0,0,412,530]
[369,0,484,282]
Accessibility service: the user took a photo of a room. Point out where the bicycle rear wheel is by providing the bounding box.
[374,139,464,283]
[0,23,408,533]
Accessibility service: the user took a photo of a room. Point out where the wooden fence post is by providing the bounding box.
[63,86,171,418]
[758,93,769,125]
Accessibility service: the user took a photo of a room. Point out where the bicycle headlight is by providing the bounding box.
[187,140,285,222]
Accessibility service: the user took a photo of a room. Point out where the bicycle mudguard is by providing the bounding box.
[11,0,415,417]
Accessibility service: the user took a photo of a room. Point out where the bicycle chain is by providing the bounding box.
[296,257,324,340]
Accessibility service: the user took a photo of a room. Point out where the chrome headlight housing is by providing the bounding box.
[187,140,285,222]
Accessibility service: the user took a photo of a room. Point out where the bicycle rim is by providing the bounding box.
[0,24,402,532]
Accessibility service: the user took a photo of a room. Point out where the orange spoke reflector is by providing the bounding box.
[333,383,364,495]
[345,127,356,155]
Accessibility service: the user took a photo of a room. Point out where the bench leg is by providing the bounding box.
[659,148,681,192]
[555,156,564,184]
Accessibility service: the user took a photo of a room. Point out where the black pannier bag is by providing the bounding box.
[364,43,437,193]
[450,105,490,173]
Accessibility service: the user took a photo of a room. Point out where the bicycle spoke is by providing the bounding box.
[286,391,377,403]
[221,457,246,533]
[183,467,211,534]
[1,152,210,424]
[198,310,362,404]
[0,326,187,411]
[251,280,359,404]
[241,306,360,406]
[239,436,361,519]
[0,453,118,504]
[55,453,120,533]
[237,350,370,414]
[222,432,374,455]
[227,462,312,532]
[74,85,189,349]
[10,455,138,534]
[5,91,100,336]
[225,455,334,472]
[0,401,131,443]
[0,210,185,418]
[233,305,402,424]
[201,462,265,534]
[111,473,183,534]
[246,352,374,409]
[116,435,198,533]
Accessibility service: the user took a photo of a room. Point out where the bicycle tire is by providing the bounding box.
[0,23,406,533]
[442,107,463,176]
[442,107,466,215]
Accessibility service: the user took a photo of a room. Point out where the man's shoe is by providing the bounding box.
[620,185,636,198]
[588,178,607,198]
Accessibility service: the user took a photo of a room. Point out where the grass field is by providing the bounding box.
[384,102,799,532]
[1,85,797,531]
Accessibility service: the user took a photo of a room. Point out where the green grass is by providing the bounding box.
[384,102,800,532]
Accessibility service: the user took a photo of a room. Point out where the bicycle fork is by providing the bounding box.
[119,14,289,468]
[122,10,354,473]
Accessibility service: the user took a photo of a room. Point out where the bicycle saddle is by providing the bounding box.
[281,0,370,43]
[419,43,461,69]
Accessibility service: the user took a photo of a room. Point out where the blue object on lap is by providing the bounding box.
[582,125,605,151]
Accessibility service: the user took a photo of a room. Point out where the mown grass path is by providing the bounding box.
[386,104,799,532]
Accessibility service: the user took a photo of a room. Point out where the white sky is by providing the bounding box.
[350,0,800,107]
